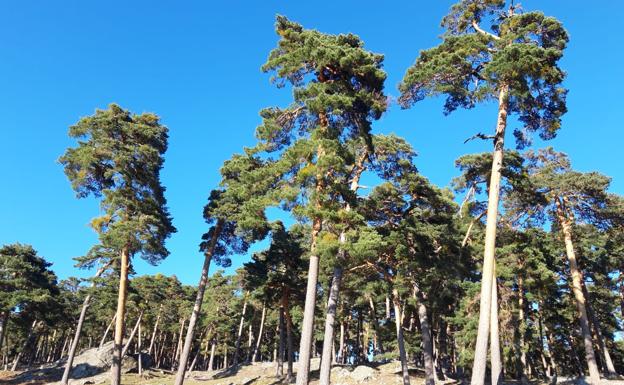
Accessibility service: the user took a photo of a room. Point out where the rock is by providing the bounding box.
[349,365,377,382]
[68,341,137,378]
[331,366,351,378]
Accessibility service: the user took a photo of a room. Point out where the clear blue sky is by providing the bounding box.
[0,1,622,285]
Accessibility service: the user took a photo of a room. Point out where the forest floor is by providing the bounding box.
[0,359,433,385]
[1,360,623,385]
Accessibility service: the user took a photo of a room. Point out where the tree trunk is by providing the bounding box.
[517,274,529,384]
[555,197,601,385]
[137,321,143,376]
[223,340,228,368]
[62,262,109,385]
[148,304,162,355]
[0,312,9,354]
[60,333,70,360]
[368,296,383,355]
[111,247,130,385]
[338,320,345,364]
[174,219,223,385]
[252,302,267,363]
[284,290,294,382]
[99,313,116,349]
[122,311,143,358]
[208,339,216,371]
[46,329,57,363]
[470,83,509,385]
[11,320,38,371]
[277,290,287,377]
[173,319,185,370]
[413,286,434,385]
[542,319,558,378]
[247,323,254,362]
[490,258,503,385]
[393,288,410,385]
[295,215,322,385]
[583,284,617,377]
[233,292,249,366]
[319,265,343,385]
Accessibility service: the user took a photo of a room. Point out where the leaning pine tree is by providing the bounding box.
[60,104,176,385]
[258,15,387,385]
[173,152,270,385]
[398,2,568,384]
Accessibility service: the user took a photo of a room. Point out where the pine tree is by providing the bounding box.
[517,147,618,383]
[174,152,271,385]
[60,104,175,385]
[258,15,387,385]
[0,244,59,362]
[399,2,568,383]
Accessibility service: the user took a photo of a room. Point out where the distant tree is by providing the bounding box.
[0,244,59,358]
[399,1,568,383]
[60,104,175,385]
[243,221,307,380]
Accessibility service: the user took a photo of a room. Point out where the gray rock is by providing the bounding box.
[69,341,136,378]
[349,365,377,382]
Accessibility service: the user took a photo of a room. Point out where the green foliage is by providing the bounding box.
[0,243,59,317]
[60,103,176,263]
[399,0,568,148]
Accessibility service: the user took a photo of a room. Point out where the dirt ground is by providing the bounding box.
[0,360,429,385]
[1,361,623,385]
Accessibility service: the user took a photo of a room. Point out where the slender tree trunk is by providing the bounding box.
[111,247,130,385]
[555,197,601,385]
[172,319,185,370]
[223,340,228,368]
[517,275,529,384]
[46,329,57,363]
[60,333,70,360]
[62,262,109,385]
[284,291,294,382]
[148,305,162,355]
[319,265,343,385]
[295,112,329,385]
[413,286,434,385]
[11,320,38,371]
[233,292,249,366]
[368,296,383,355]
[565,333,585,377]
[208,339,216,371]
[490,261,503,385]
[582,284,617,377]
[138,321,143,375]
[295,217,321,385]
[0,312,9,355]
[122,312,143,358]
[100,313,116,349]
[247,323,254,362]
[318,155,364,383]
[253,302,267,363]
[392,288,410,385]
[538,316,557,382]
[277,290,287,377]
[470,83,509,385]
[174,219,223,385]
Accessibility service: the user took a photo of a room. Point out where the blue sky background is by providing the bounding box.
[0,1,622,285]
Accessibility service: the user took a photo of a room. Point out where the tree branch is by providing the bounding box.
[472,21,500,40]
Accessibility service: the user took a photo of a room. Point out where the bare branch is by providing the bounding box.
[472,21,500,40]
